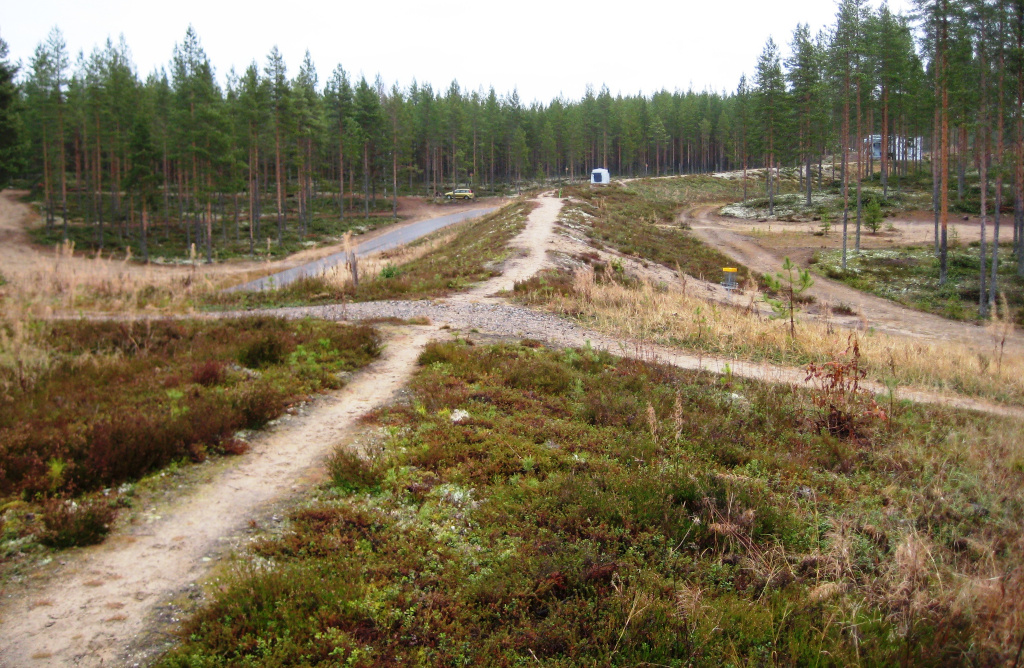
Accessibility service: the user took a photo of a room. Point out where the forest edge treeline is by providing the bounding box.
[0,0,1022,312]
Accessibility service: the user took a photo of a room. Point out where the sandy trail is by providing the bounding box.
[0,326,436,667]
[259,300,1023,420]
[452,192,561,303]
[685,204,1024,353]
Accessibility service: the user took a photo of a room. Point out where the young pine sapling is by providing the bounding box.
[763,257,814,336]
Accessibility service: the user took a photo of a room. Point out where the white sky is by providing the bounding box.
[3,0,917,103]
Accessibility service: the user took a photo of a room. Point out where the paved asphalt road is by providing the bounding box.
[228,206,498,292]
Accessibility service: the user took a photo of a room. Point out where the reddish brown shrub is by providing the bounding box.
[38,496,117,548]
[220,439,249,456]
[191,360,226,386]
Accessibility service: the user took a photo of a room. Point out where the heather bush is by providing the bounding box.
[191,360,226,386]
[0,318,380,503]
[326,449,383,494]
[238,334,285,369]
[38,495,117,548]
[164,341,1024,665]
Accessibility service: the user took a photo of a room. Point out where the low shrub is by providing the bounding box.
[238,334,285,369]
[326,449,382,494]
[191,360,226,386]
[38,496,117,548]
[0,318,380,501]
[167,341,1024,665]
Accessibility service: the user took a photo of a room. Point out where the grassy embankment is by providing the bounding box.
[0,317,380,555]
[515,176,1023,405]
[205,201,531,309]
[161,339,1024,666]
[1,201,528,316]
[559,181,747,282]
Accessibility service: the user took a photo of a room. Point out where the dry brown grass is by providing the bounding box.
[0,242,228,397]
[528,268,1024,405]
[1,241,221,317]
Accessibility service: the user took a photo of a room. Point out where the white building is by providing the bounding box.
[865,135,923,161]
[590,168,610,185]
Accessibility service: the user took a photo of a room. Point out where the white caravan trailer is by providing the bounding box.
[865,135,923,161]
[591,168,610,185]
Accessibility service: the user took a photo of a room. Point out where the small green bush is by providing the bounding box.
[326,448,382,493]
[864,197,883,233]
[238,334,285,369]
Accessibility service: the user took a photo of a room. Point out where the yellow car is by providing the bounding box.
[444,188,476,201]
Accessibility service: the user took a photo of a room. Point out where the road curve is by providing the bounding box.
[228,206,499,292]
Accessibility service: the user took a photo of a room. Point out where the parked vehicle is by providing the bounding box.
[444,188,475,200]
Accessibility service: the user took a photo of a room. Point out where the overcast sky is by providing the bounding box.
[3,0,917,103]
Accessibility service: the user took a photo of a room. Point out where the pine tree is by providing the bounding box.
[0,35,25,183]
[264,45,289,245]
[754,37,787,216]
[125,114,159,262]
[325,65,353,220]
[787,23,824,207]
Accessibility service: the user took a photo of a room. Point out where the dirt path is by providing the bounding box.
[684,204,1024,353]
[454,191,561,302]
[258,300,1023,420]
[0,326,436,667]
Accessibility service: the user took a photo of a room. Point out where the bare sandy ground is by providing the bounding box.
[684,205,1024,353]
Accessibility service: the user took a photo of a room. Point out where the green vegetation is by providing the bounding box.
[563,184,748,282]
[763,257,815,336]
[627,174,753,204]
[162,340,1024,666]
[206,202,529,309]
[814,244,1024,324]
[0,317,380,551]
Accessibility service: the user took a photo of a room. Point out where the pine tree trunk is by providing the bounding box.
[1017,49,1024,277]
[991,10,1006,308]
[882,87,889,198]
[363,143,370,218]
[957,124,967,202]
[95,116,103,246]
[940,84,950,285]
[141,202,149,264]
[42,124,52,230]
[933,107,941,257]
[855,87,863,254]
[339,121,345,220]
[978,23,990,317]
[58,102,68,242]
[275,128,283,245]
[841,83,850,270]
